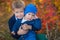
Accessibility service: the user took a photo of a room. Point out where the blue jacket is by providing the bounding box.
[12,18,42,40]
[8,15,20,39]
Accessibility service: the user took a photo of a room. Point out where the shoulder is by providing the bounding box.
[33,18,41,21]
[8,14,16,22]
[9,15,15,20]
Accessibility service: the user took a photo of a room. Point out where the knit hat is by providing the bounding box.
[24,4,37,15]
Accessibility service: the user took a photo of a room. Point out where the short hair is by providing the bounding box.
[12,0,25,9]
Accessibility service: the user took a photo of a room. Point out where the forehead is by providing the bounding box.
[27,12,35,15]
[14,8,24,11]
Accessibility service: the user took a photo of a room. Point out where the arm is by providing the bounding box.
[8,15,16,32]
[17,27,28,35]
[32,18,42,31]
[21,24,32,30]
[8,15,20,39]
[20,18,42,31]
[11,19,21,33]
[17,24,32,35]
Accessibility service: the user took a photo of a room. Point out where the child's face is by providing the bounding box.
[24,12,35,20]
[13,8,24,19]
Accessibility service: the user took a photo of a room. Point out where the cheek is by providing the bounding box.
[15,13,20,17]
[20,12,24,15]
[25,15,29,18]
[21,13,24,16]
[31,16,34,19]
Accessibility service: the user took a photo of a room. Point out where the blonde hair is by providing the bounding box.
[12,0,25,9]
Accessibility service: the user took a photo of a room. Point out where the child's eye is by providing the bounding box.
[28,14,30,15]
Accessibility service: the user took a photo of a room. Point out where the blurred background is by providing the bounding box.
[0,0,60,40]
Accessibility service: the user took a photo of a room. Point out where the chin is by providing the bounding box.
[18,17,22,19]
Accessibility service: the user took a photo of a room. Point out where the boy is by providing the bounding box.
[12,4,42,40]
[8,1,26,39]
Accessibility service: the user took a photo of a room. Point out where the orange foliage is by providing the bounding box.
[1,0,59,34]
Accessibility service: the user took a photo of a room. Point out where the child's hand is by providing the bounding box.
[17,24,32,35]
[21,24,32,30]
[33,15,38,19]
[17,28,28,35]
[11,31,15,35]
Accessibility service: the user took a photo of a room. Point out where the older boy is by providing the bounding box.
[8,1,30,39]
